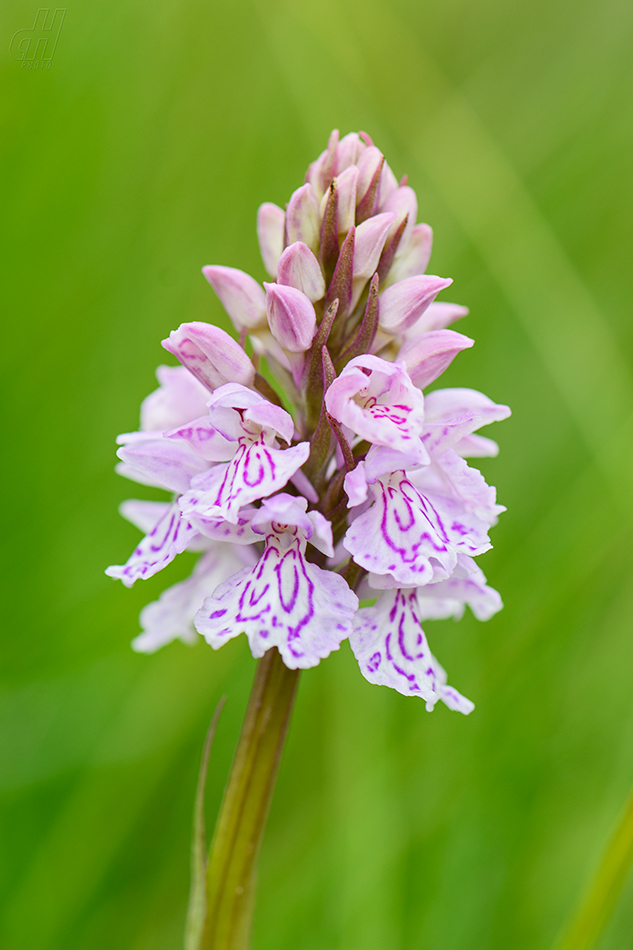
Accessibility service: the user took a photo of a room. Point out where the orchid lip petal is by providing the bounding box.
[195,529,358,669]
[179,441,311,524]
[132,544,257,653]
[349,588,474,712]
[106,502,197,587]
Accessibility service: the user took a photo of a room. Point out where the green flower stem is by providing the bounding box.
[555,788,633,950]
[200,649,300,950]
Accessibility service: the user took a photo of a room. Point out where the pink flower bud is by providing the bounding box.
[356,146,384,209]
[378,160,399,206]
[353,212,398,280]
[388,223,433,284]
[202,265,266,330]
[305,149,328,201]
[264,282,317,353]
[335,132,363,173]
[257,202,285,277]
[286,183,320,252]
[335,165,359,235]
[277,242,326,302]
[379,274,453,334]
[380,185,417,243]
[162,322,256,392]
[397,329,474,389]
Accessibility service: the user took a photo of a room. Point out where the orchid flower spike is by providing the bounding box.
[107,130,510,715]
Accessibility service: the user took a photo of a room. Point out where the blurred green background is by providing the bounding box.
[2,0,633,947]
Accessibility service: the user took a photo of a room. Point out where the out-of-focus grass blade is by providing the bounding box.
[554,788,633,950]
[185,698,226,950]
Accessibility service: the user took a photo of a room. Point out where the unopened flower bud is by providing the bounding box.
[380,185,417,243]
[162,322,256,391]
[286,183,320,252]
[397,329,474,389]
[378,160,399,206]
[353,212,398,280]
[379,274,453,334]
[387,223,433,284]
[257,203,285,276]
[356,146,384,209]
[335,165,359,235]
[336,132,364,173]
[202,265,267,330]
[277,242,326,302]
[264,282,317,353]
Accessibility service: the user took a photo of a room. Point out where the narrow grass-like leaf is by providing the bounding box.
[554,788,633,950]
[185,698,226,950]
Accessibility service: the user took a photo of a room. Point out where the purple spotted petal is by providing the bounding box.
[343,471,458,586]
[165,417,236,462]
[349,588,474,712]
[106,502,198,587]
[188,508,260,545]
[251,492,313,537]
[132,544,258,653]
[195,536,358,669]
[179,439,310,524]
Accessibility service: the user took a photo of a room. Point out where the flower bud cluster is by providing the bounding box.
[107,130,510,713]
